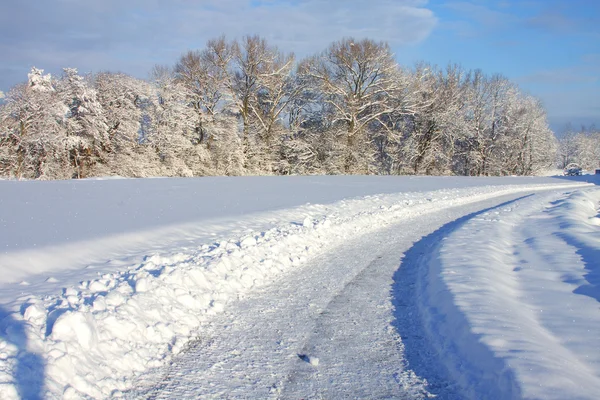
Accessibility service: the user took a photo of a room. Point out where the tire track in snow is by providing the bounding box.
[131,192,548,399]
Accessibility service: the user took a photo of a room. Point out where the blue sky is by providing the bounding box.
[1,0,598,132]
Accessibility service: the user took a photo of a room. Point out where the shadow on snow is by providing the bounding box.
[549,189,600,304]
[557,223,600,304]
[390,197,529,400]
[0,307,45,400]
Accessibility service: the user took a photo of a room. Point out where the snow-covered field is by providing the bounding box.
[0,175,598,399]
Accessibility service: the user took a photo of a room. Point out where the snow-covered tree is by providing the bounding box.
[147,65,200,176]
[92,72,159,177]
[174,42,243,175]
[0,37,560,179]
[58,68,110,178]
[500,92,556,175]
[245,44,297,173]
[298,38,410,174]
[558,130,579,169]
[398,63,467,175]
[0,69,71,179]
[569,128,600,170]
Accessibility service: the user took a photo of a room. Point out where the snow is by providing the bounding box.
[126,191,545,399]
[0,176,577,290]
[0,175,596,399]
[420,185,600,399]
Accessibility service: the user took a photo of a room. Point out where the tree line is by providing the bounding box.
[558,125,600,170]
[0,36,557,179]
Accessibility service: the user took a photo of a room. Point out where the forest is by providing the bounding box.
[0,36,567,179]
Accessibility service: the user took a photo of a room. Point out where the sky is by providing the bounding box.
[1,0,598,133]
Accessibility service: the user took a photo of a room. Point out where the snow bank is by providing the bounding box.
[420,188,600,399]
[0,180,589,398]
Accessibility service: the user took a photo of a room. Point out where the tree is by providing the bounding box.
[174,39,244,174]
[0,37,560,179]
[0,68,71,179]
[574,130,600,170]
[174,49,223,149]
[148,65,201,176]
[58,68,110,178]
[399,63,467,175]
[298,38,410,174]
[246,44,297,173]
[93,72,158,176]
[500,92,556,175]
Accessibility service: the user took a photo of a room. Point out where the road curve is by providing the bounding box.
[129,191,561,399]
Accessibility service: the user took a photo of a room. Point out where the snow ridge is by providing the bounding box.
[419,188,600,399]
[0,183,590,398]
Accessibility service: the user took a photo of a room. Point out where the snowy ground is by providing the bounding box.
[0,175,598,399]
[422,187,600,399]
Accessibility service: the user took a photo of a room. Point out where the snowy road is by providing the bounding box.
[130,192,554,399]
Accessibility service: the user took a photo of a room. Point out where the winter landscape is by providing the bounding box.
[2,1,600,399]
[0,175,599,399]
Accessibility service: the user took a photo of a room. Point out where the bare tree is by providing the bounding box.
[298,38,410,173]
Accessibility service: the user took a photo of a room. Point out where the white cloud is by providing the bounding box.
[167,0,438,56]
[0,0,438,90]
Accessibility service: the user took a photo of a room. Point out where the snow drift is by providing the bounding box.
[419,188,600,399]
